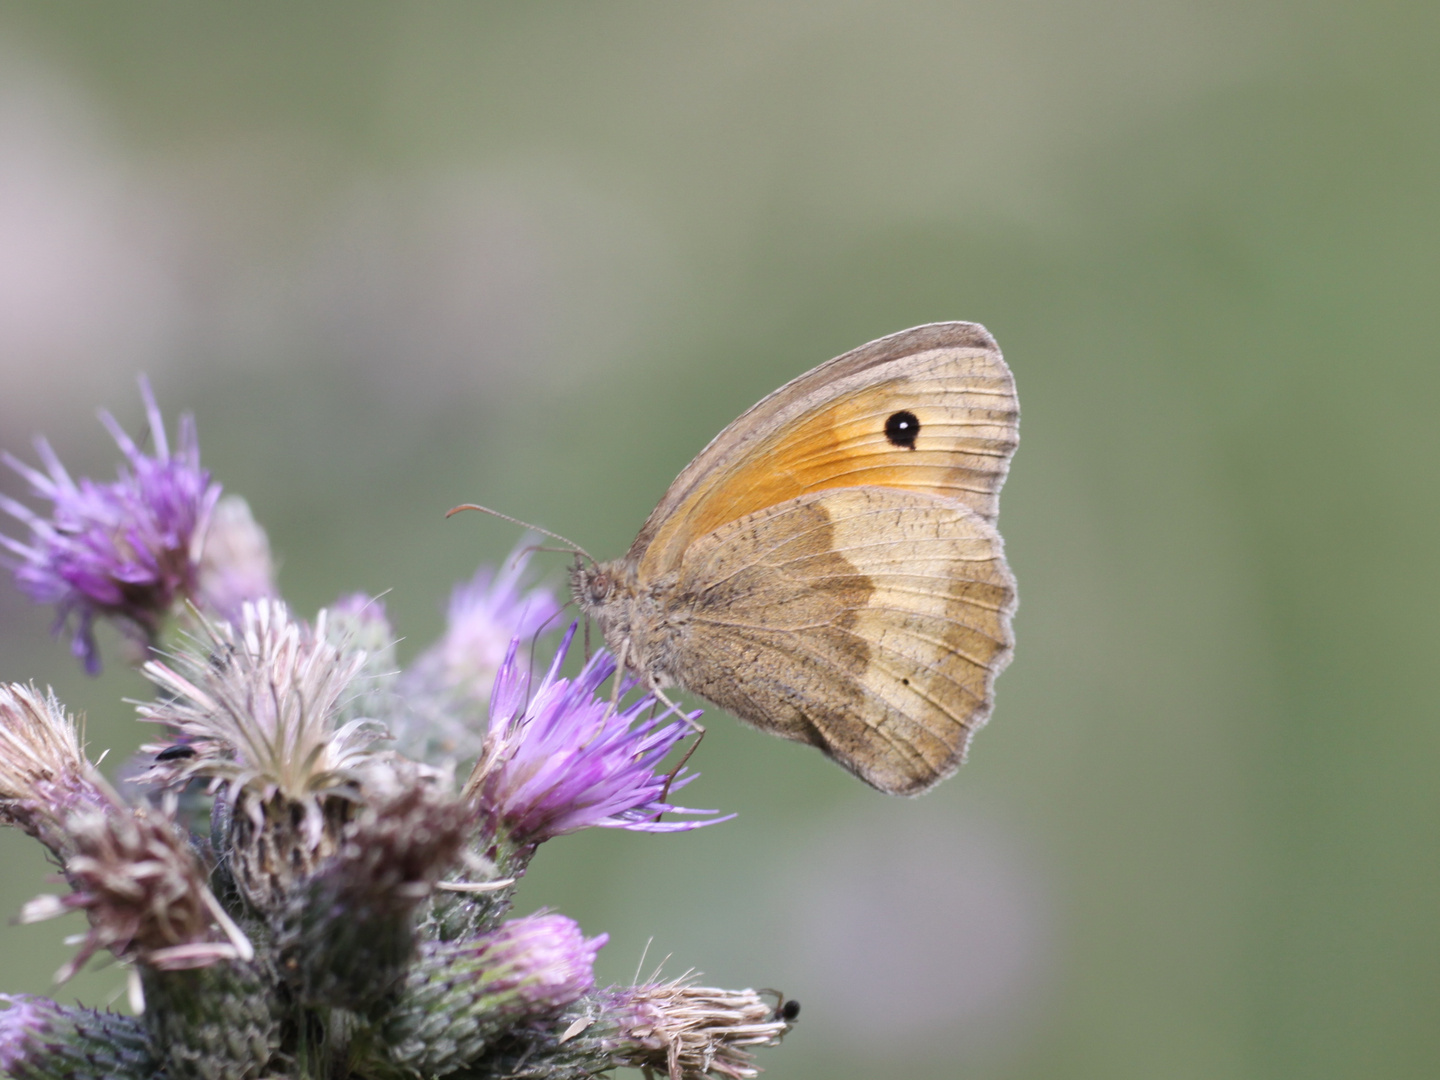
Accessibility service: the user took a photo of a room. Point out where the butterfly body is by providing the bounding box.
[572,323,1018,796]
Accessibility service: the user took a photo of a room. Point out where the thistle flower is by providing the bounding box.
[0,379,221,673]
[0,684,108,856]
[396,544,562,763]
[137,599,383,906]
[0,682,248,980]
[598,979,793,1080]
[20,799,251,982]
[0,394,795,1080]
[429,545,563,701]
[381,913,606,1076]
[465,625,727,854]
[138,599,379,808]
[0,996,48,1073]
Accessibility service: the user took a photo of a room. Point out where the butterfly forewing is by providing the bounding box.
[633,323,1017,578]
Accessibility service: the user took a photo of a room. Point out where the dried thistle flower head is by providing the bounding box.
[0,684,107,855]
[275,759,470,1009]
[22,799,251,982]
[0,683,248,981]
[602,979,793,1080]
[137,599,384,906]
[138,599,380,805]
[0,379,221,673]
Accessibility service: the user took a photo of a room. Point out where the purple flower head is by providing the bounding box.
[467,624,730,848]
[467,913,606,1012]
[414,542,563,704]
[0,379,222,673]
[393,542,563,764]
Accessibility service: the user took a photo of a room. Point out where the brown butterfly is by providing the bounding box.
[562,323,1019,796]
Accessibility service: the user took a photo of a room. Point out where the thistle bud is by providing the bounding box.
[0,996,154,1080]
[379,913,604,1076]
[275,760,468,1011]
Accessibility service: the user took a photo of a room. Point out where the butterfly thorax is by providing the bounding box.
[571,559,686,691]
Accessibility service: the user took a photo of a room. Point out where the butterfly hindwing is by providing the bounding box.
[669,486,1016,794]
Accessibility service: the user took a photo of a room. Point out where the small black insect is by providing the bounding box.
[884,409,920,449]
[154,744,196,762]
[761,989,802,1023]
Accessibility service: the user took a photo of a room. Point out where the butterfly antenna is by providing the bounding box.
[515,544,587,566]
[446,504,597,569]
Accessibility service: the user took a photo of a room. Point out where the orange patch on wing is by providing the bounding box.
[642,377,1016,573]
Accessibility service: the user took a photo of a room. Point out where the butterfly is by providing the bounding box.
[571,322,1018,795]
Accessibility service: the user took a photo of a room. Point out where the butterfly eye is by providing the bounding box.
[589,572,610,600]
[884,410,920,449]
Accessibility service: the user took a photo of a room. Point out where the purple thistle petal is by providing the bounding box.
[0,378,222,673]
[470,624,731,847]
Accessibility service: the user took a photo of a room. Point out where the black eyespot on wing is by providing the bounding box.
[884,410,920,449]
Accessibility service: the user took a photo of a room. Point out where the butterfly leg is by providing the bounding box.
[650,684,704,734]
[607,638,630,716]
[657,725,704,804]
[648,683,706,820]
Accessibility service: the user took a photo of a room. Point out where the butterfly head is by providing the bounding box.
[571,558,632,625]
[570,557,663,680]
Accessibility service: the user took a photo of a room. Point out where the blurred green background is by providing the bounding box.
[0,3,1436,1078]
